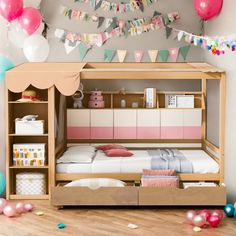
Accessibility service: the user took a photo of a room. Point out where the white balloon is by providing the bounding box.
[8,21,28,49]
[23,35,49,62]
[35,22,44,35]
[24,0,42,8]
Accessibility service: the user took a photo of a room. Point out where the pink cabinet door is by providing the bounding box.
[114,109,137,139]
[67,109,90,139]
[90,110,113,139]
[137,110,160,139]
[183,109,202,139]
[161,110,184,139]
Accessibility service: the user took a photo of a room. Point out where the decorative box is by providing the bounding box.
[16,172,46,195]
[15,120,45,134]
[88,90,105,108]
[13,143,46,167]
[165,95,194,108]
[88,101,105,108]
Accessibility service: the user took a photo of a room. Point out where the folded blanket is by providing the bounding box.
[141,175,179,187]
[149,149,193,173]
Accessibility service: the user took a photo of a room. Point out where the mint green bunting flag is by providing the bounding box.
[78,43,88,60]
[180,45,190,60]
[159,50,169,62]
[104,49,116,62]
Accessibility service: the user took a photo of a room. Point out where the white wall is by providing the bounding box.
[204,0,236,202]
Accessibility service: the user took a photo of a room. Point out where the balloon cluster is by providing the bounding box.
[186,209,223,228]
[224,203,236,218]
[0,198,33,218]
[0,0,49,62]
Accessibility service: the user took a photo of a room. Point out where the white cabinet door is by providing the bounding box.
[67,109,90,139]
[137,109,160,139]
[183,109,202,139]
[114,109,137,139]
[90,109,113,139]
[161,109,184,139]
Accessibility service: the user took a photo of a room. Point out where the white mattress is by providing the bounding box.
[56,150,219,174]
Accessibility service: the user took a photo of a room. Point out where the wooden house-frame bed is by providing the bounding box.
[5,62,226,206]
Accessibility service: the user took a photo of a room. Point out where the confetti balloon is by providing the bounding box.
[211,210,223,220]
[15,202,25,214]
[208,215,221,227]
[224,204,235,217]
[0,198,7,214]
[3,205,16,217]
[193,215,206,228]
[24,203,34,212]
[199,209,211,221]
[186,210,197,224]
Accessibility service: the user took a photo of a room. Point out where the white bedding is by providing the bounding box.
[56,150,219,174]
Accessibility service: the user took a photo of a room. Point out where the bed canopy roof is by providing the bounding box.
[5,62,224,96]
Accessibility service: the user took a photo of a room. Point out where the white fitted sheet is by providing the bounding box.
[56,150,219,174]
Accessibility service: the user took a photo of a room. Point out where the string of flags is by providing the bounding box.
[82,45,190,62]
[173,29,236,55]
[74,0,157,13]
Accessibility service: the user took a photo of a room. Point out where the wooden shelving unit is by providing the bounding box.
[5,85,55,200]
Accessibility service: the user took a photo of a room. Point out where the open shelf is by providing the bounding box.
[8,101,48,104]
[9,166,49,169]
[9,133,48,137]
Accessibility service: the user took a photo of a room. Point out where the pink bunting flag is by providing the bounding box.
[168,48,179,62]
[134,50,143,62]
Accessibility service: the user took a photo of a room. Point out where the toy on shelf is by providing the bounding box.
[88,89,105,108]
[17,90,41,102]
[72,83,84,109]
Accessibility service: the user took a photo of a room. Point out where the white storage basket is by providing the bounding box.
[16,172,46,195]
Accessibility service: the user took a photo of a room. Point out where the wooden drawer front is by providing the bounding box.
[184,109,202,139]
[51,186,138,206]
[139,186,226,206]
[90,110,113,139]
[67,109,90,139]
[114,110,137,139]
[137,110,160,139]
[161,110,184,139]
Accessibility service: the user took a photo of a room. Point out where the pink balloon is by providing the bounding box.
[24,203,34,212]
[208,215,221,227]
[3,205,16,217]
[15,202,25,214]
[211,210,223,220]
[199,209,211,221]
[193,215,207,228]
[18,7,42,35]
[0,198,7,214]
[0,0,23,21]
[194,0,223,21]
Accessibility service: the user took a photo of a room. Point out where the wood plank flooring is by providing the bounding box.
[0,201,235,236]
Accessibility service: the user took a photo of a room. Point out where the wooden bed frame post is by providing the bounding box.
[48,86,55,196]
[219,73,226,185]
[201,79,207,141]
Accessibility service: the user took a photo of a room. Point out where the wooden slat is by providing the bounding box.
[9,194,49,200]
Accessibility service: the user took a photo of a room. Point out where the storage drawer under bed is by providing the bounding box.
[51,185,138,206]
[139,186,226,206]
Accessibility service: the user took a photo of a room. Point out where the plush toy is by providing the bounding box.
[72,83,84,109]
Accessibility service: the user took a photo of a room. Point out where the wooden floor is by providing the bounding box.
[0,201,236,236]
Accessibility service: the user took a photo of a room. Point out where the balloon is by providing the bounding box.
[193,215,206,228]
[0,0,23,21]
[3,205,16,217]
[15,202,25,214]
[224,204,235,217]
[234,209,236,218]
[0,56,14,81]
[23,35,49,62]
[199,209,211,221]
[18,7,42,35]
[23,203,34,212]
[0,198,7,214]
[186,210,197,224]
[24,0,41,8]
[0,172,6,194]
[211,210,223,220]
[208,215,221,227]
[234,202,236,209]
[194,0,223,21]
[8,20,28,48]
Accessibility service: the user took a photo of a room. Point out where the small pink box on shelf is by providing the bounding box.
[88,90,105,108]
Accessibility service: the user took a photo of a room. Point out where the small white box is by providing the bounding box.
[16,172,46,195]
[165,95,194,108]
[15,120,45,134]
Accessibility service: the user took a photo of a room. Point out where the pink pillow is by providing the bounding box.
[142,169,176,176]
[97,144,127,151]
[141,178,179,187]
[104,149,134,157]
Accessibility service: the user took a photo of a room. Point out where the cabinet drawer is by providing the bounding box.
[139,186,226,206]
[51,186,138,206]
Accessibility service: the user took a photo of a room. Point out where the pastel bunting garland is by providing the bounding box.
[74,0,157,13]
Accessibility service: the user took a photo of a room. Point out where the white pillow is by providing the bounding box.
[65,178,126,190]
[57,146,96,163]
